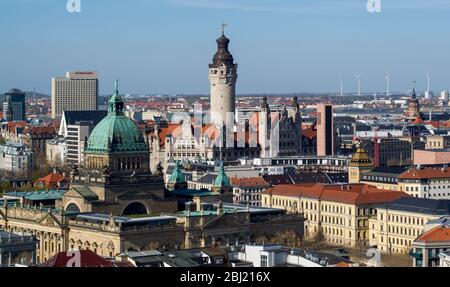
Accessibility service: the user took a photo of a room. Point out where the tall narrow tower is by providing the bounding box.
[209,26,238,124]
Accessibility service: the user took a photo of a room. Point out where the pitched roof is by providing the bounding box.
[264,183,409,205]
[35,172,67,186]
[398,167,450,180]
[415,225,450,243]
[377,197,450,215]
[231,177,270,188]
[23,125,57,136]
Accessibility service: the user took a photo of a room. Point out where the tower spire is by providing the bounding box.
[221,22,227,35]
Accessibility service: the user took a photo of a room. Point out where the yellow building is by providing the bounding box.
[262,183,408,247]
[369,197,450,254]
[359,167,406,191]
[348,147,373,184]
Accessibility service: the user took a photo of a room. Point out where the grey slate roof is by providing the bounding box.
[377,197,450,215]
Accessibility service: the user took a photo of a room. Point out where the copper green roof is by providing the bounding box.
[213,165,231,188]
[168,161,186,184]
[85,80,148,154]
[4,190,66,201]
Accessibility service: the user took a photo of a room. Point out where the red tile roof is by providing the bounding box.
[35,172,67,187]
[157,124,182,147]
[264,183,409,205]
[398,167,450,180]
[415,225,450,243]
[231,177,270,188]
[23,125,57,135]
[41,250,114,267]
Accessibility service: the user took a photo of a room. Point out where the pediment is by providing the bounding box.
[37,212,62,228]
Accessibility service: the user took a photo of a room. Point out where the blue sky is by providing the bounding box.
[0,0,449,95]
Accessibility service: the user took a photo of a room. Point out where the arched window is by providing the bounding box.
[66,203,81,214]
[122,202,148,216]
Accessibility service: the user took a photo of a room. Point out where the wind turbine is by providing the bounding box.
[355,74,361,96]
[385,74,390,97]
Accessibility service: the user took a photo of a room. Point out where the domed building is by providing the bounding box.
[84,80,149,172]
[60,81,177,216]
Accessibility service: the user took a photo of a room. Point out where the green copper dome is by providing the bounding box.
[85,81,148,154]
[213,165,231,188]
[168,161,186,184]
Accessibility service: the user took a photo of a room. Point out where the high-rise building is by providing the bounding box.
[317,103,334,156]
[208,31,237,124]
[51,71,98,119]
[3,89,26,122]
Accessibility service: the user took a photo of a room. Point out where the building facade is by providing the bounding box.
[397,167,450,199]
[369,197,450,254]
[231,177,270,207]
[262,183,408,247]
[0,142,33,175]
[51,71,98,119]
[3,89,26,122]
[316,104,334,157]
[58,110,107,164]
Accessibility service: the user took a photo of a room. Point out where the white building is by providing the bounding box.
[51,71,98,119]
[46,136,67,166]
[228,244,356,267]
[397,167,450,199]
[231,177,270,206]
[58,110,107,164]
[0,142,33,175]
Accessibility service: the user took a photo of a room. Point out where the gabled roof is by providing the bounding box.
[35,172,67,186]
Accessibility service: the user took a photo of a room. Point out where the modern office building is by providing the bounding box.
[51,71,98,119]
[3,89,26,122]
[316,103,334,156]
[58,110,107,164]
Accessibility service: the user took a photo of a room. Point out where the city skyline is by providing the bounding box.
[1,0,450,95]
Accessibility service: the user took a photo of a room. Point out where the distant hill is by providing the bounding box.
[24,91,50,99]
